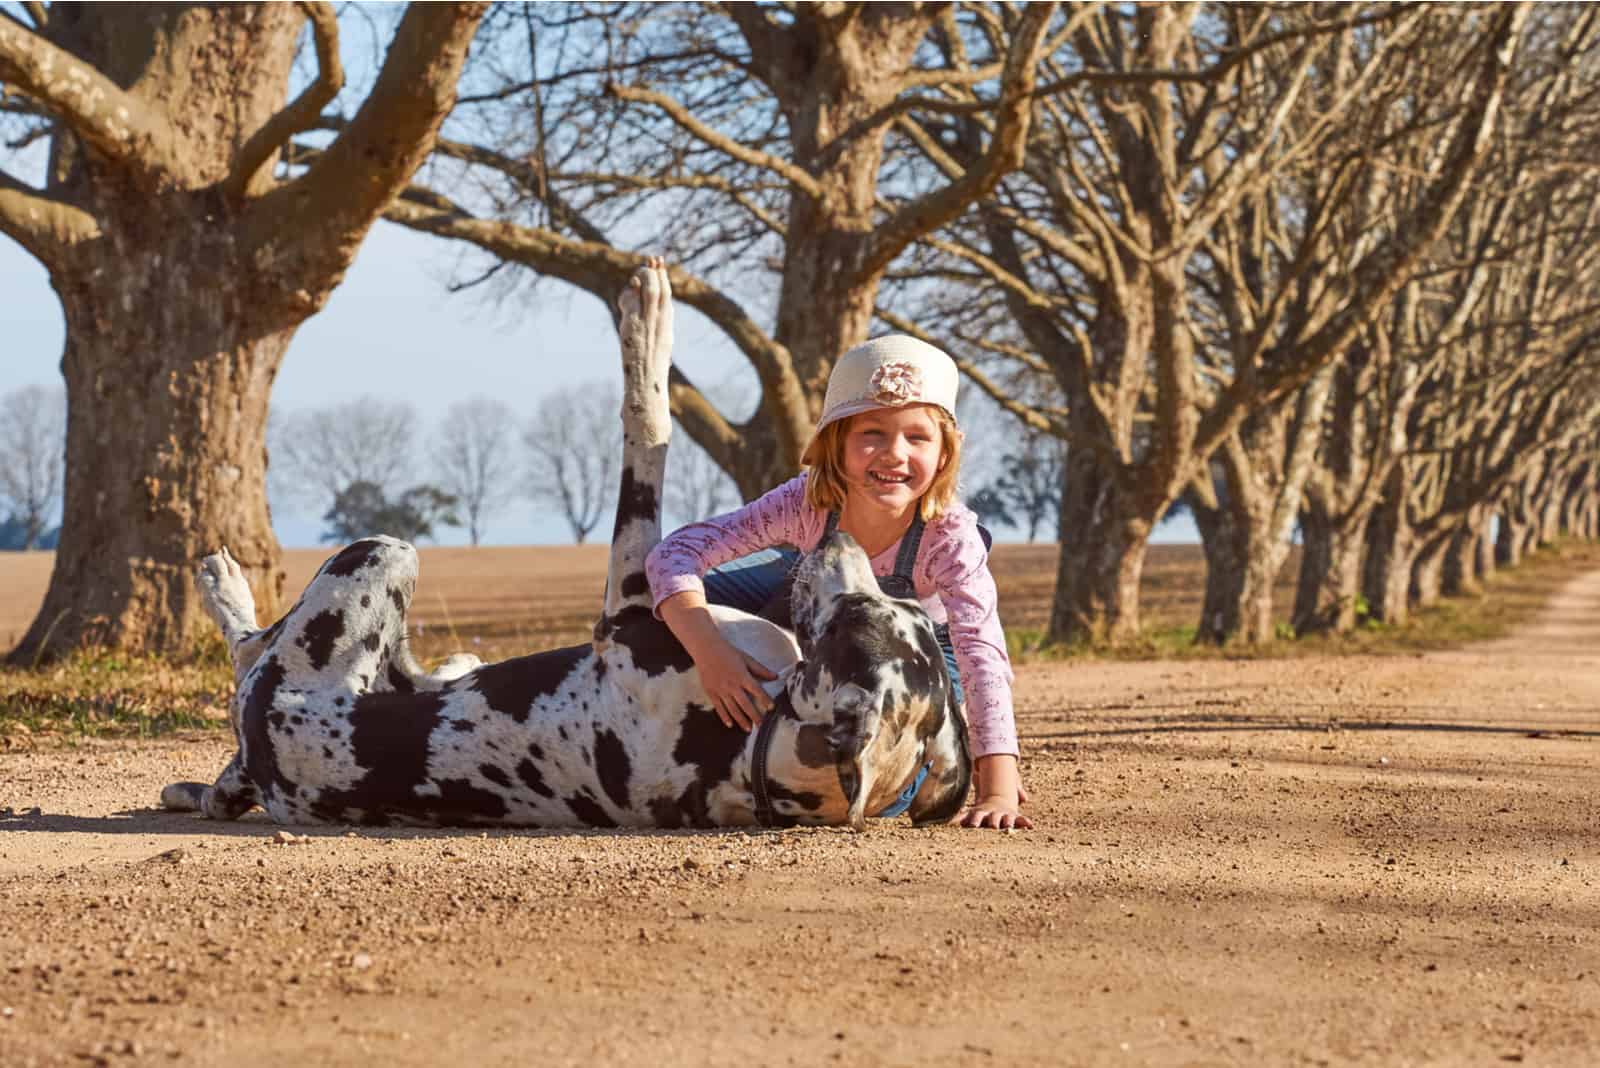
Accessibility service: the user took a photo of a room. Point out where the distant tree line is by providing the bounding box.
[0,385,64,551]
[270,389,740,546]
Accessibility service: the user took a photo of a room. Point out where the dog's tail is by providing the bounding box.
[601,258,674,625]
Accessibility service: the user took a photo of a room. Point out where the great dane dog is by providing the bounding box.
[162,262,971,830]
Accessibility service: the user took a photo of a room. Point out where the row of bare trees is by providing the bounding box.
[384,2,1599,647]
[900,3,1600,645]
[3,2,1598,659]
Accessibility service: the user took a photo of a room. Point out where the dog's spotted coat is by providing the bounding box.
[164,262,972,829]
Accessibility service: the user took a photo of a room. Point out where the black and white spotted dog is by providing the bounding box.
[163,262,971,829]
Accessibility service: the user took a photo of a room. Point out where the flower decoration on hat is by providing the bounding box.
[868,360,922,406]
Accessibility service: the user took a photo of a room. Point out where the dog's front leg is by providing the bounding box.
[160,751,261,820]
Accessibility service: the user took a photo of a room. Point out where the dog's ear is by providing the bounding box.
[828,682,881,830]
[791,580,820,652]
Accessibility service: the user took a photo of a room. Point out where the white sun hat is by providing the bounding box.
[800,335,960,466]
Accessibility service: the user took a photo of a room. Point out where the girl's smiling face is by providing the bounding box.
[841,404,945,514]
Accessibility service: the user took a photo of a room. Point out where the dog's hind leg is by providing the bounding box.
[601,257,674,624]
[160,752,261,820]
[197,547,269,686]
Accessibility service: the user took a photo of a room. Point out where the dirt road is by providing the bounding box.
[3,571,1598,1067]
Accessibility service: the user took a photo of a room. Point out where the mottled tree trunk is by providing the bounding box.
[1293,493,1372,635]
[1362,473,1417,624]
[11,7,300,658]
[1409,533,1450,608]
[1048,440,1152,643]
[1441,508,1489,597]
[1191,485,1289,645]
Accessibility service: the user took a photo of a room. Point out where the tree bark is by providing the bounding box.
[1440,506,1489,597]
[1048,424,1152,644]
[1293,494,1370,633]
[1409,532,1450,609]
[1362,470,1417,624]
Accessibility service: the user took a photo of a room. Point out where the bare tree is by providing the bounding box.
[0,383,65,550]
[523,381,619,544]
[0,2,484,660]
[377,2,1061,500]
[434,395,519,546]
[272,397,419,510]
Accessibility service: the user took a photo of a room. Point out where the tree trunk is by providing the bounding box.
[1362,474,1416,625]
[1293,494,1371,634]
[1409,533,1449,608]
[1047,447,1151,644]
[19,259,289,654]
[1191,491,1242,642]
[1190,485,1289,645]
[1495,506,1526,568]
[9,7,301,659]
[1441,509,1488,597]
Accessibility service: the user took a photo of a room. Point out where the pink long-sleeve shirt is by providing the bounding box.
[645,474,1018,758]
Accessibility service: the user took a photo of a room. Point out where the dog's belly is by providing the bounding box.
[249,646,758,828]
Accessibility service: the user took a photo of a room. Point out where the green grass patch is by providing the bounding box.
[0,642,234,747]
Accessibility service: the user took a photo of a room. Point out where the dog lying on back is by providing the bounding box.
[163,261,972,829]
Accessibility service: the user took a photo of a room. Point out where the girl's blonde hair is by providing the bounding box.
[803,405,963,521]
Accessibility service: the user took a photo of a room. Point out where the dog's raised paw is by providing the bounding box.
[196,547,256,629]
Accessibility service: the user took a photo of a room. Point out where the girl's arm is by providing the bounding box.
[922,512,1032,829]
[645,474,816,611]
[657,589,777,731]
[647,475,817,731]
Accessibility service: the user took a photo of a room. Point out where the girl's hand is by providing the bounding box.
[658,591,776,732]
[694,637,777,731]
[960,753,1033,830]
[959,792,1033,830]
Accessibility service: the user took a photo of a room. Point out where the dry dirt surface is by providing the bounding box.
[3,573,1599,1066]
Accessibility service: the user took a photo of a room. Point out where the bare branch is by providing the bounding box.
[225,1,344,201]
[0,168,99,268]
[0,17,172,169]
[858,2,1058,282]
[605,82,822,200]
[383,186,815,463]
[1196,4,1533,459]
[20,3,46,30]
[243,3,486,276]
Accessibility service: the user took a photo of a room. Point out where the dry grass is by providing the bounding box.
[2,537,1596,744]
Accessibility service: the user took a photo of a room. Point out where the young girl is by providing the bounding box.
[646,335,1029,830]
